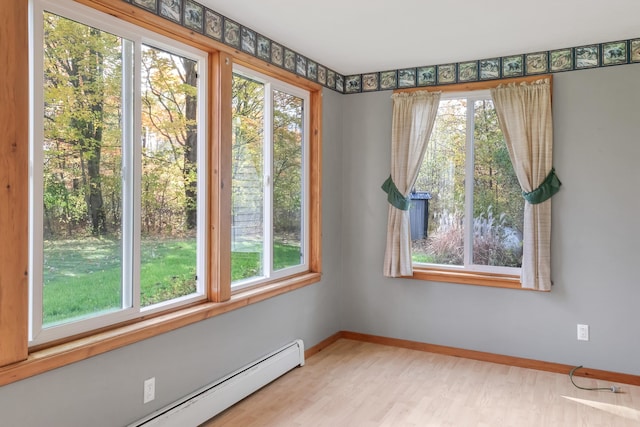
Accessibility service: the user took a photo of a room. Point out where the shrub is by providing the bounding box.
[421,207,522,267]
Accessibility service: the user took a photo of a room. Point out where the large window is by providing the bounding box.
[412,91,523,274]
[30,1,207,344]
[1,0,321,384]
[231,66,310,290]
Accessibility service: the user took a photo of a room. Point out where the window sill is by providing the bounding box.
[0,271,321,387]
[411,266,523,290]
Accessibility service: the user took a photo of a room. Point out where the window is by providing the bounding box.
[30,0,207,344]
[412,91,523,275]
[231,66,310,290]
[2,0,321,384]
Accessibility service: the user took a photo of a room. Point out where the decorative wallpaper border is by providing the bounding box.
[126,0,345,92]
[126,0,639,94]
[346,39,640,94]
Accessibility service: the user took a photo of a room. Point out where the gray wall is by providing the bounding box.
[0,89,344,427]
[340,63,640,375]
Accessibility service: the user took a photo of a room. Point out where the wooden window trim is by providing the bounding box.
[0,272,321,387]
[228,62,319,293]
[0,0,322,386]
[394,74,552,95]
[411,268,524,290]
[0,0,30,368]
[397,74,553,291]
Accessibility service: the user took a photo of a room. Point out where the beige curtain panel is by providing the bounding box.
[491,78,559,291]
[383,91,441,277]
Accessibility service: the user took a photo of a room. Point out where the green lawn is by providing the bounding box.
[42,238,301,325]
[231,242,302,282]
[43,238,198,325]
[411,253,437,264]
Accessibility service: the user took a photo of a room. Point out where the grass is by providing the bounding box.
[139,239,198,306]
[43,238,197,325]
[411,252,437,264]
[42,238,301,325]
[43,239,122,325]
[231,241,302,282]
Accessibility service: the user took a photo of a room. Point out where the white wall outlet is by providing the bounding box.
[577,324,589,341]
[143,377,155,404]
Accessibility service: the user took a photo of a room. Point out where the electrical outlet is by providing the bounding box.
[577,324,589,341]
[143,377,155,404]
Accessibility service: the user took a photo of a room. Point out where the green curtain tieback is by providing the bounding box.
[522,168,562,204]
[381,175,410,211]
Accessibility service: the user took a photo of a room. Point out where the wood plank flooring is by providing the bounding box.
[202,339,640,426]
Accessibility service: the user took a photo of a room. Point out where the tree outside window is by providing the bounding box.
[412,95,523,271]
[34,11,204,336]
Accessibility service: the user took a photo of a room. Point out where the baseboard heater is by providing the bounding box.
[130,339,305,427]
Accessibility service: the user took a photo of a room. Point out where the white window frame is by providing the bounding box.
[414,89,521,277]
[231,65,311,291]
[29,0,207,345]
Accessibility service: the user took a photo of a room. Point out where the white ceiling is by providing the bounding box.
[200,0,640,76]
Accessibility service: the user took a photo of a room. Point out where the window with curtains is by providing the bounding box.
[411,90,524,274]
[385,78,555,289]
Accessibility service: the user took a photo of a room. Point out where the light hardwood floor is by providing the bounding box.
[203,339,640,426]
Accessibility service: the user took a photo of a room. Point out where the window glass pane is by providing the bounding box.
[231,74,265,283]
[42,13,125,326]
[413,99,466,266]
[472,99,523,267]
[140,45,199,306]
[272,90,304,271]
